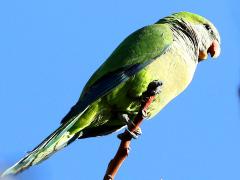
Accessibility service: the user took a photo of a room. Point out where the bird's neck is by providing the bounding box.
[169,20,199,63]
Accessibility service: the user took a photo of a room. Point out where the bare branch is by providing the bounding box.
[103,80,162,180]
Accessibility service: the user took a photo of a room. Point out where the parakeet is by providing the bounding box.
[1,11,221,177]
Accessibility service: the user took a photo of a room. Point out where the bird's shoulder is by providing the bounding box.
[81,23,173,96]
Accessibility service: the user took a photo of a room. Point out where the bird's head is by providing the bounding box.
[160,12,221,62]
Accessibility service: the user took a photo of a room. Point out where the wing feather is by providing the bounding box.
[61,24,173,124]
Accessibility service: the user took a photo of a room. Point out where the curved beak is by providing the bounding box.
[207,40,221,58]
[198,40,221,61]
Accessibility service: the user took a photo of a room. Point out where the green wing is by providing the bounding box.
[0,23,174,177]
[61,23,173,124]
[83,23,173,90]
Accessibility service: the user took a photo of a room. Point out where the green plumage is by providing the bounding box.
[1,12,221,177]
[69,23,173,134]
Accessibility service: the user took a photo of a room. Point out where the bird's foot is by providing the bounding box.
[142,80,163,98]
[117,80,163,140]
[118,114,142,139]
[141,109,148,118]
[140,80,163,118]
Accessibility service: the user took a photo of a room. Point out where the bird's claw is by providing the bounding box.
[134,127,142,136]
[118,113,142,139]
[119,114,130,124]
[143,80,163,97]
[141,109,148,118]
[119,113,135,129]
[126,127,142,139]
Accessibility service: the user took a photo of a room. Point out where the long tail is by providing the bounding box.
[1,108,87,178]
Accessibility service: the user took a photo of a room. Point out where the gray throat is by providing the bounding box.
[168,20,199,63]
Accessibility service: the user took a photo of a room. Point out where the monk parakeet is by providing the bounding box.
[1,11,221,177]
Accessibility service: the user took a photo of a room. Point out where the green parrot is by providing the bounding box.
[1,11,221,177]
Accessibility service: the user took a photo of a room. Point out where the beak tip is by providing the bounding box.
[208,40,221,59]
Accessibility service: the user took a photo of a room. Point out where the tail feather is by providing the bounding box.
[1,108,88,177]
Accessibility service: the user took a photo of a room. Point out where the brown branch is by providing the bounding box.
[103,80,162,180]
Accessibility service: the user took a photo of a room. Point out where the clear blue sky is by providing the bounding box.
[0,0,239,180]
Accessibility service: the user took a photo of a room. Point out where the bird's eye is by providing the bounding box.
[204,24,211,31]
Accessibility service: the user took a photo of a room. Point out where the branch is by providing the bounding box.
[103,80,162,180]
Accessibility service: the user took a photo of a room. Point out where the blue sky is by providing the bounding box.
[0,0,239,180]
